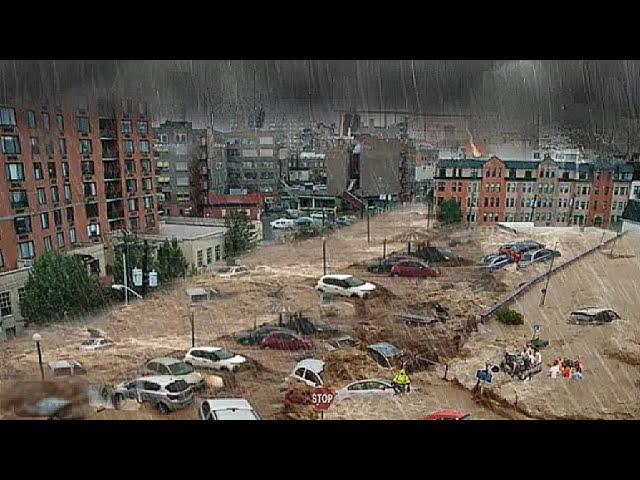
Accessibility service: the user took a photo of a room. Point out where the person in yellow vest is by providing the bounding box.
[393,366,411,393]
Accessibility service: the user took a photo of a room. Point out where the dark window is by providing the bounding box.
[1,135,21,154]
[14,216,32,234]
[130,216,139,231]
[141,159,151,173]
[81,161,94,175]
[37,188,46,204]
[62,162,69,179]
[48,162,57,180]
[66,206,74,223]
[84,182,97,197]
[0,291,12,317]
[33,162,43,180]
[59,138,67,156]
[125,159,136,173]
[69,228,77,244]
[122,140,134,154]
[10,190,28,209]
[121,120,132,134]
[77,116,90,133]
[85,203,99,218]
[42,113,50,131]
[126,179,137,193]
[26,110,36,128]
[50,186,59,202]
[53,209,62,226]
[64,185,72,201]
[5,162,25,180]
[525,170,532,179]
[0,107,17,127]
[30,137,39,154]
[57,231,64,247]
[137,121,148,135]
[79,139,92,154]
[43,236,52,252]
[40,212,49,229]
[145,214,155,228]
[143,178,152,191]
[56,114,64,131]
[139,140,150,153]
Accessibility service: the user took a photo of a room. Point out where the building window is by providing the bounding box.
[40,212,49,229]
[81,161,94,175]
[123,139,134,154]
[10,190,28,209]
[57,232,65,248]
[69,227,77,245]
[130,216,139,231]
[66,206,74,224]
[159,134,168,143]
[121,120,132,134]
[214,245,221,261]
[137,121,148,135]
[44,236,52,252]
[79,139,92,155]
[2,135,21,154]
[56,114,64,131]
[141,159,151,173]
[34,162,43,180]
[84,182,97,197]
[61,162,69,180]
[77,116,90,133]
[29,137,40,154]
[197,250,204,267]
[143,178,152,191]
[18,241,35,259]
[87,223,100,237]
[42,113,50,131]
[176,133,187,143]
[27,110,36,128]
[5,162,25,181]
[0,291,12,317]
[51,209,61,228]
[138,102,147,116]
[125,159,136,173]
[0,106,16,127]
[206,247,213,264]
[128,198,138,212]
[50,186,59,203]
[36,187,46,204]
[145,214,155,228]
[59,138,67,156]
[143,196,153,209]
[139,139,150,153]
[126,179,137,193]
[85,203,99,218]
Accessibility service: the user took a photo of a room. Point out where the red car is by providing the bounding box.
[261,331,313,351]
[390,260,441,278]
[423,409,470,420]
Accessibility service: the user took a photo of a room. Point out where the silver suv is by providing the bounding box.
[113,376,193,414]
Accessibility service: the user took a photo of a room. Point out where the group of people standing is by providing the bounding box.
[549,356,584,380]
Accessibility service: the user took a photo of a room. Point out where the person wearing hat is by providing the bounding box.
[393,365,411,393]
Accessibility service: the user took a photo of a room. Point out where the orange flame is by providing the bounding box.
[466,127,482,158]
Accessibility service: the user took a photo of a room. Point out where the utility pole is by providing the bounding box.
[142,240,149,296]
[322,236,327,275]
[383,238,387,259]
[190,307,195,348]
[122,252,128,306]
[539,241,559,306]
[367,202,371,244]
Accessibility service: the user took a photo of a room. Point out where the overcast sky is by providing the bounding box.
[1,60,638,134]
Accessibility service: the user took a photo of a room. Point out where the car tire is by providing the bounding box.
[351,293,359,298]
[113,393,124,410]
[157,403,170,414]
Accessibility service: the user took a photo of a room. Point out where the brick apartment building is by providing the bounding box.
[434,155,633,228]
[204,192,277,221]
[0,96,158,273]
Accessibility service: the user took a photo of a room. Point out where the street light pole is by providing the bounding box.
[122,252,128,306]
[190,307,195,348]
[383,238,387,259]
[33,333,44,381]
[367,203,370,244]
[322,236,327,275]
[540,242,559,306]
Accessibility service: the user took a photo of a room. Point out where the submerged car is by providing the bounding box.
[390,260,441,278]
[569,307,620,325]
[365,255,416,273]
[484,255,512,270]
[423,409,470,420]
[518,248,561,268]
[315,274,376,299]
[145,358,204,389]
[79,337,113,350]
[217,266,250,278]
[235,325,297,345]
[499,240,545,255]
[367,342,403,368]
[48,360,87,377]
[199,398,261,420]
[335,379,399,401]
[289,358,325,387]
[326,335,360,351]
[261,331,313,351]
[184,347,246,371]
[113,376,193,413]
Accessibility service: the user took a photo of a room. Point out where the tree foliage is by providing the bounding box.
[496,308,524,325]
[224,210,258,258]
[156,239,188,282]
[438,199,462,225]
[20,252,108,324]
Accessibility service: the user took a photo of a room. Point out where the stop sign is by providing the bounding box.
[312,387,335,411]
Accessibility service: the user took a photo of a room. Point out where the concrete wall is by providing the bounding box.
[326,141,351,196]
[176,233,226,274]
[0,267,29,339]
[358,140,402,197]
[622,219,640,234]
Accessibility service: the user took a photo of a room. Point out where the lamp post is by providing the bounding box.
[540,241,559,307]
[189,305,195,348]
[366,202,371,244]
[322,236,327,275]
[33,333,44,381]
[383,238,387,259]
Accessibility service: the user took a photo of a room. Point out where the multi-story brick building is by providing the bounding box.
[0,97,158,274]
[434,155,633,228]
[153,121,208,216]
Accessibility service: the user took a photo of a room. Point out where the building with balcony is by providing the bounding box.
[153,121,208,216]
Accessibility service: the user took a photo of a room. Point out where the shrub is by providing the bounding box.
[495,308,524,325]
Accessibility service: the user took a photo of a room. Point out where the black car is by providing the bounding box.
[366,255,417,274]
[234,325,297,345]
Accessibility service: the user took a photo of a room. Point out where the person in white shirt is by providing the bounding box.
[549,360,560,379]
[535,350,542,366]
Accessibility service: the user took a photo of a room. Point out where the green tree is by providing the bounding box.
[438,199,462,225]
[224,210,258,258]
[20,252,108,324]
[156,238,188,283]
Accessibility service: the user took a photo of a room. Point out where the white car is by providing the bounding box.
[270,218,296,229]
[198,398,261,420]
[335,379,398,401]
[217,266,250,278]
[288,358,325,387]
[113,376,193,413]
[315,274,376,299]
[145,357,204,389]
[184,347,246,371]
[79,338,112,350]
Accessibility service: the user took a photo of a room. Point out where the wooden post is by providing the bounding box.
[443,364,449,380]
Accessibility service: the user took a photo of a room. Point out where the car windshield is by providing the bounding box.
[81,340,96,346]
[169,362,193,375]
[215,409,259,420]
[216,349,234,360]
[218,268,232,273]
[345,277,365,287]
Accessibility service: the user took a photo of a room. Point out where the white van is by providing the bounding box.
[270,218,295,229]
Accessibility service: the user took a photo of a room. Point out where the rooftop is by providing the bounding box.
[155,222,226,240]
[622,199,640,223]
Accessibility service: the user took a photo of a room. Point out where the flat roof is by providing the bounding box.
[155,222,226,240]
